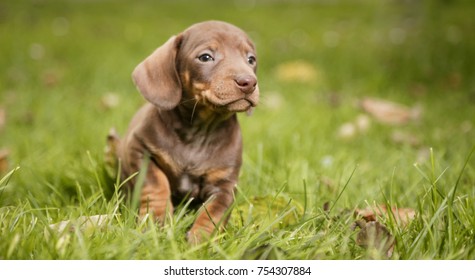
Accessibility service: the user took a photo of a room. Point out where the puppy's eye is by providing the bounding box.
[198,54,214,62]
[247,55,257,65]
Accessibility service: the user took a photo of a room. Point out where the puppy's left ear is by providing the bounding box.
[132,35,183,110]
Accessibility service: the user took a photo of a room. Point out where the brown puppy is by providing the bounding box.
[116,21,259,243]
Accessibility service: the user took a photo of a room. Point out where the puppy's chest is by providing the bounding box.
[172,123,226,171]
[175,141,215,173]
[151,134,217,178]
[169,141,221,200]
[150,115,239,198]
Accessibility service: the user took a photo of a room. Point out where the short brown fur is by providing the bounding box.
[115,21,259,243]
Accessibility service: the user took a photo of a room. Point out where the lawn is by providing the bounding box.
[1,0,474,260]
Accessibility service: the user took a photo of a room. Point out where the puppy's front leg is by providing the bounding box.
[187,173,236,244]
[139,163,174,223]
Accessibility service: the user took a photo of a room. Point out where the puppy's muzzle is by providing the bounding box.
[234,74,257,95]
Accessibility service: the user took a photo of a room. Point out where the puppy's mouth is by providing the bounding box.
[223,98,256,112]
[202,92,258,113]
[198,87,259,113]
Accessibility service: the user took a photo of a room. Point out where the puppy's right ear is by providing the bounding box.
[132,35,183,110]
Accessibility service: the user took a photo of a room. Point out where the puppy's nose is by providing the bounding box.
[235,75,257,95]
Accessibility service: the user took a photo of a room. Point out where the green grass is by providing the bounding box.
[1,0,475,259]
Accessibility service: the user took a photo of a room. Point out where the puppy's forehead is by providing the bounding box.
[181,21,255,52]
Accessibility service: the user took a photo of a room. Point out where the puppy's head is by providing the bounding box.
[132,21,259,114]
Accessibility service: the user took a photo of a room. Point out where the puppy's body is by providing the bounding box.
[116,21,259,242]
[120,102,242,207]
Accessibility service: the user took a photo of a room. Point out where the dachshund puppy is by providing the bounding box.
[115,21,259,243]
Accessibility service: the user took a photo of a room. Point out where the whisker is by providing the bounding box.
[180,97,197,105]
[190,99,199,124]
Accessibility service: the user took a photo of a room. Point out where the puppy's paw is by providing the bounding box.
[139,202,173,226]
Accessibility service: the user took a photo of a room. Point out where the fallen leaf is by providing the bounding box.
[45,214,117,254]
[355,220,395,258]
[360,97,421,125]
[275,60,319,84]
[331,203,415,258]
[47,214,116,236]
[355,205,416,227]
[0,148,9,175]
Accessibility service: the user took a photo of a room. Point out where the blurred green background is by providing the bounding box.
[1,0,475,259]
[0,0,475,259]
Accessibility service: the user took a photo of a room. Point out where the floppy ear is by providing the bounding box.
[132,35,183,110]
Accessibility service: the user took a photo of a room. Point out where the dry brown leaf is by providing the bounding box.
[355,205,416,227]
[355,220,395,258]
[0,148,9,175]
[352,204,416,258]
[275,60,319,84]
[360,97,421,125]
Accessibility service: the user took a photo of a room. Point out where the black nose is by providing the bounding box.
[235,75,257,94]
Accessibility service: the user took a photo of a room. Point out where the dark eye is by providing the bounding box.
[247,55,257,65]
[198,53,214,62]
